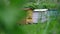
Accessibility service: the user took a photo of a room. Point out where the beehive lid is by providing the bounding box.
[34,9,48,11]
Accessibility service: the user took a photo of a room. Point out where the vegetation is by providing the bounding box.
[0,0,59,34]
[0,0,27,34]
[24,0,57,9]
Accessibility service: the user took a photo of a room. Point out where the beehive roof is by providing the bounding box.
[34,9,48,11]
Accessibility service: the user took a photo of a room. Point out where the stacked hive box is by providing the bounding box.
[25,8,33,24]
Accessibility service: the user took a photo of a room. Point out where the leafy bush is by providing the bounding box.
[24,2,57,9]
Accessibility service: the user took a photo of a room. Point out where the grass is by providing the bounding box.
[19,24,40,34]
[17,19,58,34]
[18,22,49,34]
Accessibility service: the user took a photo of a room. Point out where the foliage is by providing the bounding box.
[0,0,59,34]
[0,0,27,34]
[24,1,57,9]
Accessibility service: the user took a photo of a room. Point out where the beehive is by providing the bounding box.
[25,8,33,24]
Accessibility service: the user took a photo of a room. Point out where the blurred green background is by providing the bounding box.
[0,0,60,34]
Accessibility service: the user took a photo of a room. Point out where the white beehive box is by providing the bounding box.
[32,9,48,23]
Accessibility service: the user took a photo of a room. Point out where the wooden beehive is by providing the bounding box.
[24,8,33,24]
